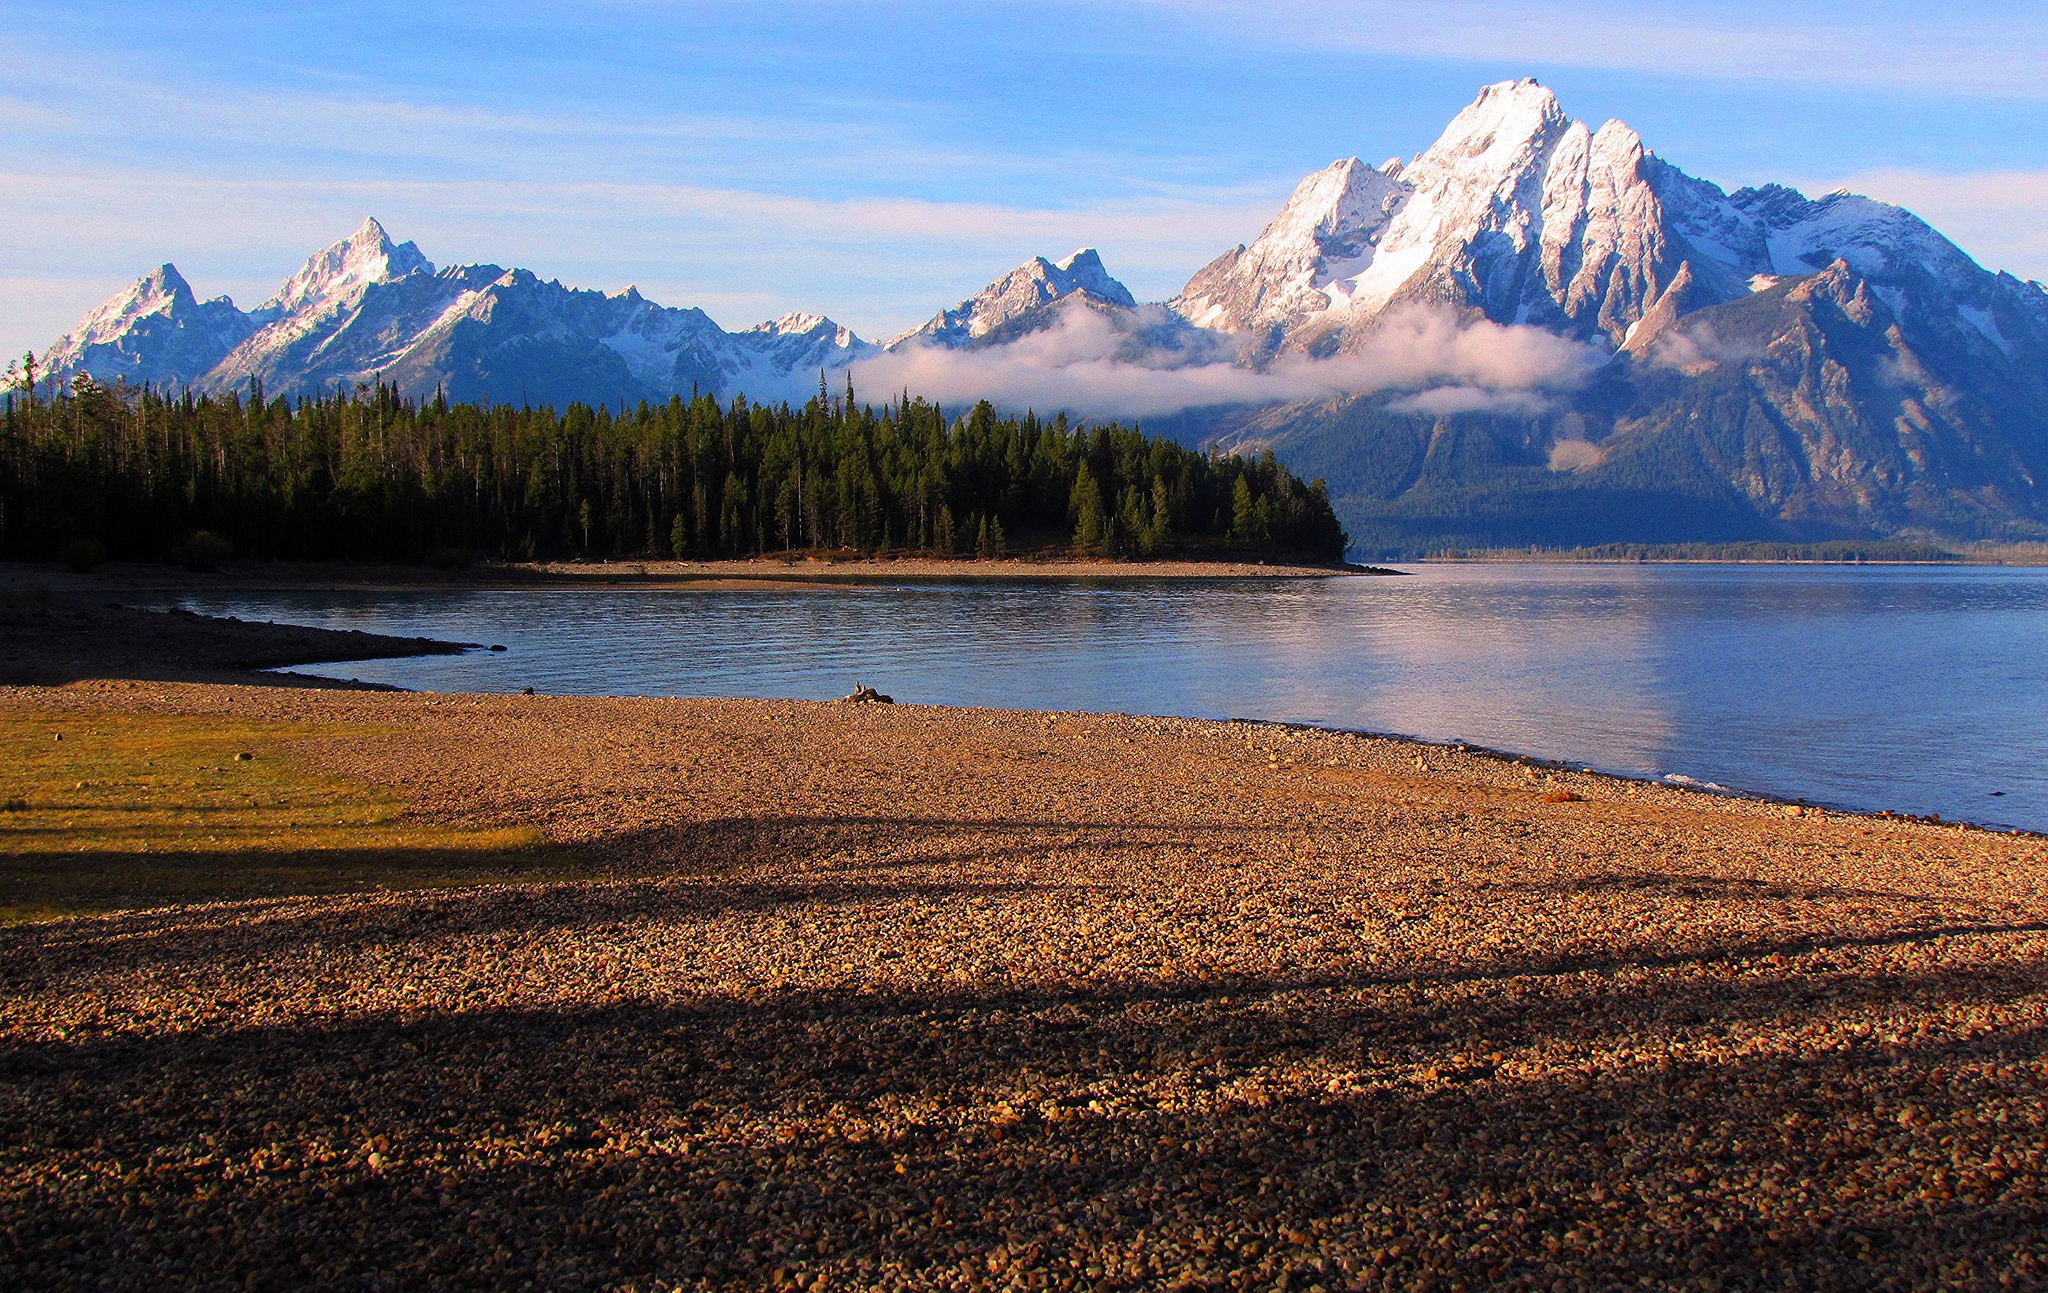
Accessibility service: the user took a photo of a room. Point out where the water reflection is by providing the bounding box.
[155,564,2048,830]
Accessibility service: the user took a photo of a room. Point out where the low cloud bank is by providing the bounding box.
[848,304,1601,420]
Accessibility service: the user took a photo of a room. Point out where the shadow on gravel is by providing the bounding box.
[4,926,2047,1290]
[0,845,585,924]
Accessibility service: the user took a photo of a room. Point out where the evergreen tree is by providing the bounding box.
[1070,467,1105,551]
[1230,475,1257,539]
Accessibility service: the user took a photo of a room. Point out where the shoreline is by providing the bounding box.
[5,555,1392,596]
[4,594,2031,837]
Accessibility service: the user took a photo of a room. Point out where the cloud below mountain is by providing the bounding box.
[850,304,1600,419]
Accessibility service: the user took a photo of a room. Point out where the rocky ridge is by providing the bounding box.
[39,219,876,406]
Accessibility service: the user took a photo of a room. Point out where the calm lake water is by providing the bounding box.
[153,564,2048,831]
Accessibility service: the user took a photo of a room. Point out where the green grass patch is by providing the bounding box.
[0,704,575,922]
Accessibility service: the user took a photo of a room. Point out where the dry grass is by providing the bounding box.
[0,702,562,921]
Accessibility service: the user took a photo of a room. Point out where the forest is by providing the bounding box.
[0,375,1348,566]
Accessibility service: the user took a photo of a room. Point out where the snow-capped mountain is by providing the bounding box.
[37,264,256,391]
[39,219,873,406]
[891,249,1137,348]
[1172,157,1408,338]
[35,80,2048,548]
[1171,79,2048,547]
[1175,78,2048,363]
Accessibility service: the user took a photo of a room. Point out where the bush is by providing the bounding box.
[174,530,234,573]
[58,538,107,573]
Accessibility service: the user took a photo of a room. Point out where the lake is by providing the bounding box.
[150,563,2048,832]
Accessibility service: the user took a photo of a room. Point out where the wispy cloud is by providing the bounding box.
[1136,0,2048,99]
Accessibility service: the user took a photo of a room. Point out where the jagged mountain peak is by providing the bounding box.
[39,261,255,391]
[748,310,832,337]
[1182,80,1722,346]
[48,263,201,358]
[742,310,870,353]
[259,217,433,317]
[1024,248,1135,306]
[1421,79,1569,161]
[892,248,1137,348]
[133,262,195,300]
[1172,157,1406,332]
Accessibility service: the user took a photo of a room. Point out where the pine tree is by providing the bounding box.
[1230,475,1256,541]
[1148,474,1173,553]
[1070,467,1104,551]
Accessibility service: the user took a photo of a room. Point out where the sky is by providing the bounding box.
[6,0,2048,361]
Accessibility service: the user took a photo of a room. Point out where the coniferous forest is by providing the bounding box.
[0,376,1348,566]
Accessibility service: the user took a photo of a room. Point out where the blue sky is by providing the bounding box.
[7,0,2048,359]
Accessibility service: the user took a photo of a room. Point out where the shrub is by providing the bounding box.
[174,530,234,572]
[58,538,107,573]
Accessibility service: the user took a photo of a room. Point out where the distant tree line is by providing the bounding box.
[1419,540,1961,563]
[0,372,1347,565]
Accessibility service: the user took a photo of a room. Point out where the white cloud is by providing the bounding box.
[848,303,1599,420]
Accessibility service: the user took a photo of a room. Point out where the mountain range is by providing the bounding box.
[33,79,2048,553]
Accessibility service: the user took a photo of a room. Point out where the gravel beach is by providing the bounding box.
[3,677,2045,1290]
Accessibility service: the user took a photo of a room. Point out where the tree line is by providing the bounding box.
[0,374,1348,566]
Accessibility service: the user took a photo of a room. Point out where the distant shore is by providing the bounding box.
[4,555,1392,597]
[1402,540,2048,566]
